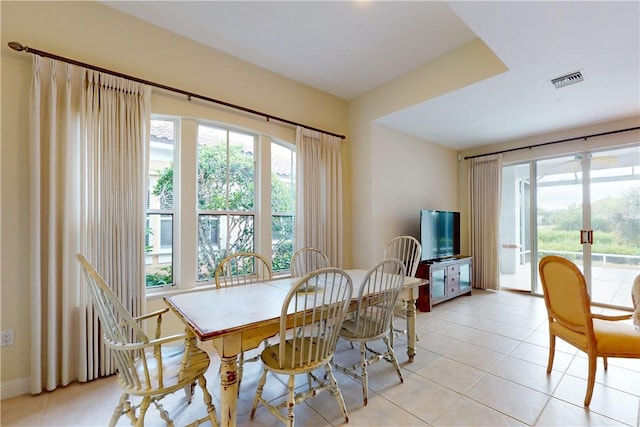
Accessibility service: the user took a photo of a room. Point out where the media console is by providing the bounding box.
[415,256,473,312]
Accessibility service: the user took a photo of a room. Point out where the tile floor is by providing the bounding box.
[2,289,639,426]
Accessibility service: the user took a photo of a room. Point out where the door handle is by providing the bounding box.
[580,230,594,244]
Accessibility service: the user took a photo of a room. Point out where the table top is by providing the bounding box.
[165,269,426,342]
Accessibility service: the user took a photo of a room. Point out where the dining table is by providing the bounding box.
[164,269,428,427]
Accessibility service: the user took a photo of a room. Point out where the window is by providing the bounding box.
[146,118,176,288]
[271,142,296,272]
[146,116,295,289]
[197,124,256,281]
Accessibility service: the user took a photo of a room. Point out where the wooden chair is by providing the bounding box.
[214,252,274,380]
[538,255,640,406]
[250,268,353,426]
[290,247,330,277]
[214,251,273,288]
[382,235,421,348]
[334,258,407,406]
[76,254,218,427]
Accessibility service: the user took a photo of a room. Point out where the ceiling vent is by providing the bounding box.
[551,71,584,89]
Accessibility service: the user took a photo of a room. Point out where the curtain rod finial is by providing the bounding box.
[8,42,26,52]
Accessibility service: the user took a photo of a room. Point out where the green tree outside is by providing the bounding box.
[147,142,294,285]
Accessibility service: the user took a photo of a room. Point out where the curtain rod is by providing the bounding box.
[8,41,346,140]
[464,126,640,160]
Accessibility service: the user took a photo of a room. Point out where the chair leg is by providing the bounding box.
[585,352,597,406]
[325,363,349,424]
[286,375,296,427]
[184,381,196,403]
[110,392,131,427]
[602,356,608,370]
[250,367,268,419]
[198,375,219,427]
[389,318,395,349]
[546,333,556,373]
[383,336,404,384]
[359,342,369,406]
[135,397,152,427]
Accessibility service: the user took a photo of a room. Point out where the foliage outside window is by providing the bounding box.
[146,117,296,288]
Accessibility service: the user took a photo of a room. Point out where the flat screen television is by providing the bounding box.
[420,209,461,262]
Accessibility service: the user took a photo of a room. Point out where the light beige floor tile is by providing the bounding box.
[414,329,464,356]
[508,341,574,372]
[565,355,640,396]
[552,373,639,426]
[433,396,526,427]
[489,355,562,394]
[441,341,506,371]
[412,355,486,394]
[0,393,47,426]
[535,397,629,426]
[466,373,549,425]
[373,371,461,424]
[459,329,521,355]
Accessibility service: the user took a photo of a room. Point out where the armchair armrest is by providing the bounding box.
[134,307,170,322]
[132,308,171,339]
[592,313,632,321]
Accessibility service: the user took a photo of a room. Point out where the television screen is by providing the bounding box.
[420,210,460,262]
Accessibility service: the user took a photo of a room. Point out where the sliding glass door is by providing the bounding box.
[588,147,640,305]
[499,145,639,308]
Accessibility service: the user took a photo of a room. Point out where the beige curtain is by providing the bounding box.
[29,57,150,393]
[295,127,343,267]
[469,154,503,290]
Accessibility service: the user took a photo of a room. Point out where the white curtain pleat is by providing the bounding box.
[30,57,84,393]
[295,127,343,267]
[469,154,503,290]
[29,57,150,394]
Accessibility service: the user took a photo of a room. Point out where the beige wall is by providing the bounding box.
[1,0,347,395]
[347,39,507,268]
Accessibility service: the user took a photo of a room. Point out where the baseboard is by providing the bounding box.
[1,377,30,400]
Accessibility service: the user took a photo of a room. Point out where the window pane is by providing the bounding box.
[145,213,174,287]
[228,132,255,211]
[160,215,173,249]
[146,119,175,288]
[198,214,254,281]
[149,120,175,210]
[271,142,295,272]
[271,142,295,212]
[272,214,294,272]
[197,125,227,210]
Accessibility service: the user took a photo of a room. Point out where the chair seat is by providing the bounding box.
[551,319,640,356]
[340,318,386,342]
[593,319,640,355]
[125,344,210,395]
[260,338,331,374]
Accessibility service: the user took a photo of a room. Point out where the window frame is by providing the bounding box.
[146,115,296,293]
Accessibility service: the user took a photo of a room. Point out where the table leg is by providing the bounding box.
[406,299,417,362]
[220,355,239,427]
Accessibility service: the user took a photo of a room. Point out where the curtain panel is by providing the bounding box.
[29,57,150,393]
[295,127,344,267]
[469,154,503,291]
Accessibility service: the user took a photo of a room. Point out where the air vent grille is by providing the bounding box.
[551,71,584,89]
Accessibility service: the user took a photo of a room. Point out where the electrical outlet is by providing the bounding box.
[1,330,14,346]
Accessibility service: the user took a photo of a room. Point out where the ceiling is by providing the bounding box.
[103,1,640,151]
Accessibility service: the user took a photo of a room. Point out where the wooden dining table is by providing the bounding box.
[164,269,427,427]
